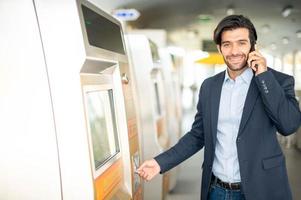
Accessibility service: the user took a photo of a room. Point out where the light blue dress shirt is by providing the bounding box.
[212,67,253,183]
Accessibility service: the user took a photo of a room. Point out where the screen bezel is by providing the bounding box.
[77,0,128,62]
[82,84,121,178]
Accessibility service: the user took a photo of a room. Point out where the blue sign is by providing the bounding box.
[112,9,140,21]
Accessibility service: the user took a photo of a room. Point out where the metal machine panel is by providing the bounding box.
[81,64,131,200]
[33,0,142,199]
[125,34,164,200]
[33,0,94,198]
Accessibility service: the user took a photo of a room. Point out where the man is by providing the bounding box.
[137,15,301,200]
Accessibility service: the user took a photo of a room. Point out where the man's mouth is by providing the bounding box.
[229,56,244,64]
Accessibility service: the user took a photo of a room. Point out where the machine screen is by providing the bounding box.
[85,89,120,169]
[82,5,125,55]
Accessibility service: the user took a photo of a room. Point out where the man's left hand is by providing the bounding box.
[247,50,267,76]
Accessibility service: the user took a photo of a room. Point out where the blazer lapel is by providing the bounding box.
[210,71,225,147]
[237,77,259,136]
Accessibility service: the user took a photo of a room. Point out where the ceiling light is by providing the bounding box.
[226,7,235,15]
[282,5,293,17]
[197,14,212,22]
[271,43,277,50]
[297,30,301,38]
[261,24,270,33]
[282,37,289,44]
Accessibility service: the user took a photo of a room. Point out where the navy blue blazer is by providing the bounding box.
[155,68,301,200]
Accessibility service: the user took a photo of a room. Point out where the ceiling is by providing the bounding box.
[93,0,301,57]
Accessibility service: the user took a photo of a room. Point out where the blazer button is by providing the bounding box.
[237,137,241,142]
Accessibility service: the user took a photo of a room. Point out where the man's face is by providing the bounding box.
[218,28,252,72]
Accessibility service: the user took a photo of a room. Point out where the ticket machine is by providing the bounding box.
[0,0,142,199]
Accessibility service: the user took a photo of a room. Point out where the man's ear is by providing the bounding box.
[217,45,221,54]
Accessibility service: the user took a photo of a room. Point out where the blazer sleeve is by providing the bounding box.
[255,70,301,135]
[154,81,206,173]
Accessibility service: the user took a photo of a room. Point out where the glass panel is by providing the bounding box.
[149,40,160,62]
[85,89,119,170]
[81,5,125,55]
[153,82,162,115]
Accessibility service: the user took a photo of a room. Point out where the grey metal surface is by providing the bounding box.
[33,0,132,198]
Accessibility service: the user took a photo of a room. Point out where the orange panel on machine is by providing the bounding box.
[133,186,143,200]
[156,117,164,138]
[128,117,138,139]
[124,99,136,122]
[129,135,139,155]
[95,158,123,200]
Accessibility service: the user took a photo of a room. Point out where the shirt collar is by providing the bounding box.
[224,67,253,84]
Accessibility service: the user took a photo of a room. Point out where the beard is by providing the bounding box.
[223,54,248,72]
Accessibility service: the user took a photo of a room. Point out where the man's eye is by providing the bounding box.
[223,44,230,47]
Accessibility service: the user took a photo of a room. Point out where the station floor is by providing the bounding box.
[166,109,301,200]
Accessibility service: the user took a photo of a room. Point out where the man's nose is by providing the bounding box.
[230,44,240,54]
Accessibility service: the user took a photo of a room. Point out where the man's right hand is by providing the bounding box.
[137,159,161,181]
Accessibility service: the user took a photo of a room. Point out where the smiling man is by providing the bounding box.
[137,15,301,200]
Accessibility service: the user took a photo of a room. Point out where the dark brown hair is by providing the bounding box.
[213,15,257,50]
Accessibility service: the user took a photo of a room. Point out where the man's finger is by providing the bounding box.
[137,162,148,171]
[251,60,260,71]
